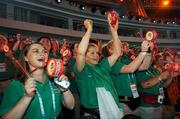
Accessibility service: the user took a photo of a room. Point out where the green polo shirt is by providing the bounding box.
[136,66,162,107]
[0,76,62,119]
[73,58,120,109]
[120,53,131,64]
[111,54,136,97]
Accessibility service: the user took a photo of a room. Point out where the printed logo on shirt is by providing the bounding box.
[88,74,92,78]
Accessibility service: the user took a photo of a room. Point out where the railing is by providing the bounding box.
[0,0,180,39]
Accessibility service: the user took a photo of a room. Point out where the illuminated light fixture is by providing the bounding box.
[135,15,143,21]
[162,0,170,7]
[79,4,85,10]
[150,19,156,23]
[138,18,142,21]
[120,15,125,19]
[56,0,62,3]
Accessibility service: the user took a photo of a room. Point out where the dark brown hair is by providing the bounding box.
[101,41,113,57]
[19,42,44,81]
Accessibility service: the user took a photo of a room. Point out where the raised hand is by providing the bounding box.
[16,33,21,41]
[141,40,149,52]
[24,78,36,97]
[107,11,119,32]
[84,19,93,31]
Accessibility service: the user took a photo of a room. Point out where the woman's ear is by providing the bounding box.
[24,57,28,62]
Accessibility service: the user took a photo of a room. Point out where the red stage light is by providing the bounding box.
[162,0,170,7]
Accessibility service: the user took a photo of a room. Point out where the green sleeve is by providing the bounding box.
[0,80,24,116]
[72,62,87,81]
[99,58,111,72]
[111,61,125,75]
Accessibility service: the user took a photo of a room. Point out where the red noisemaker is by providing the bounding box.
[145,30,158,42]
[46,58,64,78]
[62,49,72,63]
[0,35,30,78]
[0,44,9,53]
[171,63,180,72]
[16,33,25,41]
[106,10,119,28]
[17,34,32,47]
[145,30,158,55]
[0,35,9,53]
[46,58,70,89]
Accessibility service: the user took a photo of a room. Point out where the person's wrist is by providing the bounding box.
[23,95,33,102]
[146,52,152,56]
[141,50,147,52]
[111,30,118,35]
[87,27,93,32]
[140,51,147,55]
[61,89,69,94]
[24,93,34,98]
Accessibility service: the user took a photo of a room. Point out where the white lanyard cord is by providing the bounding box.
[36,81,56,119]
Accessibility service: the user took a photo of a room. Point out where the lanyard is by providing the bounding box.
[127,73,136,85]
[36,81,57,119]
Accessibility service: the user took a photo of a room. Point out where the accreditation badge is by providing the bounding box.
[130,84,139,98]
[158,87,164,104]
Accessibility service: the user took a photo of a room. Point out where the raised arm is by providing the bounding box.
[138,53,152,71]
[141,71,170,88]
[12,34,21,52]
[76,19,93,72]
[120,41,149,73]
[60,75,75,109]
[138,42,154,71]
[107,13,122,67]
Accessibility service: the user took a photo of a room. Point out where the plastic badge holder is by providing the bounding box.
[158,95,164,104]
[54,76,70,89]
[46,58,70,89]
